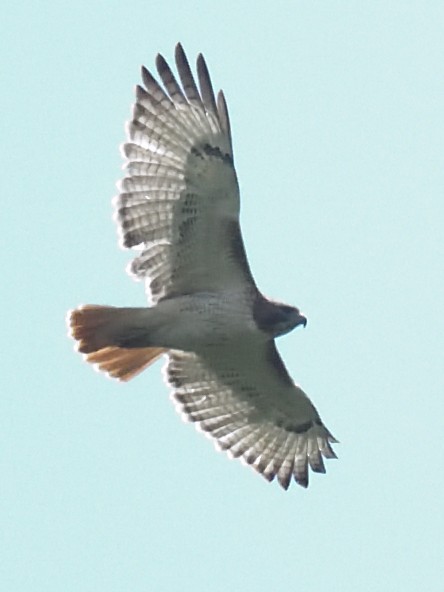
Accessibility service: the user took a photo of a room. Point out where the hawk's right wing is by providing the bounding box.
[165,341,337,489]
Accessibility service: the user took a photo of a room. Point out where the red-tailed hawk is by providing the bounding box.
[68,44,337,489]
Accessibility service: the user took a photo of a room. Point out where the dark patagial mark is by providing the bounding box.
[190,143,233,166]
[202,143,233,165]
[225,219,256,286]
[181,193,198,217]
[274,417,314,434]
[178,216,196,242]
[264,341,294,387]
[284,420,313,434]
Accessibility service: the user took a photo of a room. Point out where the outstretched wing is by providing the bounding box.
[165,341,337,489]
[115,44,256,303]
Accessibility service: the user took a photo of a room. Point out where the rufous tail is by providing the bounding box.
[67,304,166,381]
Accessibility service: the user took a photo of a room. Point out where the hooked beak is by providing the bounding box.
[298,313,308,328]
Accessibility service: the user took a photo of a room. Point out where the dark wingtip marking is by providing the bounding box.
[277,473,292,490]
[294,474,309,488]
[197,53,218,116]
[175,42,186,64]
[141,65,150,86]
[155,53,168,74]
[217,90,232,148]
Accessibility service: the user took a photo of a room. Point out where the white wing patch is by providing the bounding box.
[165,345,337,489]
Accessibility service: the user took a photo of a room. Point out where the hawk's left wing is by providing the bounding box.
[115,44,257,304]
[165,341,337,489]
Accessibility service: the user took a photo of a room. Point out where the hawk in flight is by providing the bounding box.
[68,44,337,489]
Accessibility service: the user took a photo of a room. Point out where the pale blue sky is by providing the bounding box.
[2,2,443,591]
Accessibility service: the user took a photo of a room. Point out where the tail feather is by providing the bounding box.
[69,305,126,353]
[67,304,167,381]
[86,345,165,381]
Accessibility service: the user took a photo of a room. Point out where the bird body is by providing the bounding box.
[68,44,337,489]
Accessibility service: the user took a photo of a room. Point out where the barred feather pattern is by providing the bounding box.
[114,43,250,304]
[165,344,337,489]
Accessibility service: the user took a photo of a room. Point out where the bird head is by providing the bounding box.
[273,304,307,337]
[254,297,307,338]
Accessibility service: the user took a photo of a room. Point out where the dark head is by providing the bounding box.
[253,296,307,338]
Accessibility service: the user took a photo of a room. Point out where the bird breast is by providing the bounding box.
[150,291,257,352]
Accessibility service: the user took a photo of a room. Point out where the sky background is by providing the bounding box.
[2,1,443,591]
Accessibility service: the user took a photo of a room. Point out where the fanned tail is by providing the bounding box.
[67,304,166,381]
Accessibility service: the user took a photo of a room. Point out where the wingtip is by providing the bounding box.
[196,52,205,67]
[140,65,150,85]
[294,475,309,489]
[175,42,185,59]
[155,52,168,72]
[277,473,292,491]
